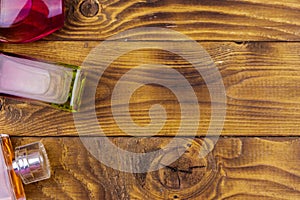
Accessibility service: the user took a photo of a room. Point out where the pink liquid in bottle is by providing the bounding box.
[0,0,64,43]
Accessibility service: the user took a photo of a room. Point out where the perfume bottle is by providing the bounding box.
[0,134,51,200]
[0,0,64,43]
[0,52,85,112]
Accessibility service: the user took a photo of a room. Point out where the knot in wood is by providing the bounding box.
[80,0,100,17]
[157,139,216,190]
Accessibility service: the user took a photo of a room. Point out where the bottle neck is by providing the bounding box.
[12,141,51,185]
[12,154,42,176]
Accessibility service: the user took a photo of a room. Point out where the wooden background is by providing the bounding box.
[1,0,300,199]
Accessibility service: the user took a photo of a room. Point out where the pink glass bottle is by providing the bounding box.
[0,134,51,200]
[0,52,85,112]
[0,0,64,43]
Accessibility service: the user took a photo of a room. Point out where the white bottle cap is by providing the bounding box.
[12,142,51,184]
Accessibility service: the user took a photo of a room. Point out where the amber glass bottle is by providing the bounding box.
[0,134,50,200]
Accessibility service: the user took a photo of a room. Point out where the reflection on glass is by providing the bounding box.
[0,53,86,112]
[0,0,64,43]
[0,134,51,200]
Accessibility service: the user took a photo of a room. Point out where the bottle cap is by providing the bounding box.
[12,142,51,184]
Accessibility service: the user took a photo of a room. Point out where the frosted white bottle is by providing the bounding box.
[0,52,85,111]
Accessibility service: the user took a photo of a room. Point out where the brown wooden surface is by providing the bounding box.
[1,42,300,136]
[54,0,300,41]
[1,0,300,199]
[11,137,300,200]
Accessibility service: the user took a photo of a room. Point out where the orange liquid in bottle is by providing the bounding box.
[1,136,25,200]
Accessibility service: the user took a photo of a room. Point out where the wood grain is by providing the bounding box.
[38,0,300,41]
[1,0,299,199]
[1,41,300,136]
[9,137,299,200]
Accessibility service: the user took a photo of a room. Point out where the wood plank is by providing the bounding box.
[1,41,300,136]
[39,0,300,41]
[9,137,300,200]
